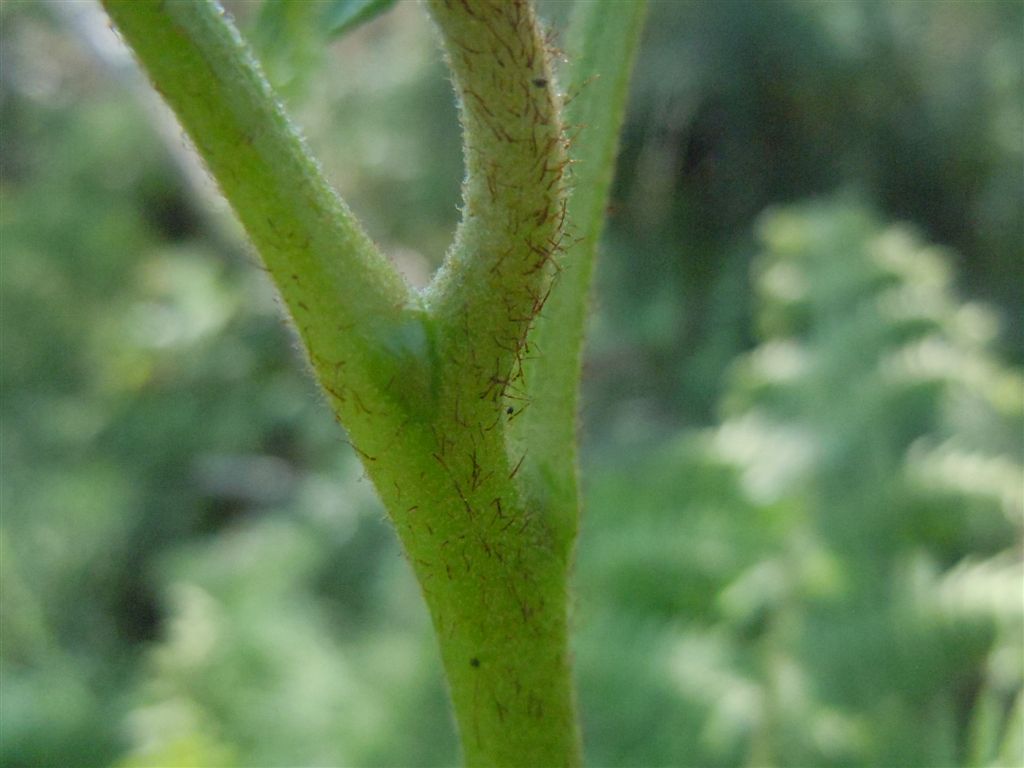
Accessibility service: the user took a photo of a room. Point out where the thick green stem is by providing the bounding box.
[410,3,580,764]
[102,1,645,765]
[377,453,580,767]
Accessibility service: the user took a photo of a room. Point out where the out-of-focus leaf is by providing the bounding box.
[248,1,325,98]
[247,0,399,97]
[324,0,398,38]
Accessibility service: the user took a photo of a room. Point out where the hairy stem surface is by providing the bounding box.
[102,0,645,765]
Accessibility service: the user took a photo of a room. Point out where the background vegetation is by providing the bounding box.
[2,1,1021,766]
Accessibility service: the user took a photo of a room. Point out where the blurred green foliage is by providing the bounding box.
[593,0,1023,428]
[1,1,1020,767]
[577,199,1022,766]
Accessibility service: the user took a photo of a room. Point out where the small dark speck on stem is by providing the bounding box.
[470,657,481,668]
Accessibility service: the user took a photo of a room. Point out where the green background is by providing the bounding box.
[2,1,1021,766]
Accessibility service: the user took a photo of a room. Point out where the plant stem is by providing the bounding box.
[515,0,649,557]
[101,0,424,454]
[416,3,581,763]
[101,1,646,764]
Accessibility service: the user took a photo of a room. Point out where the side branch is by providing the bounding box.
[425,0,569,415]
[103,0,422,431]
